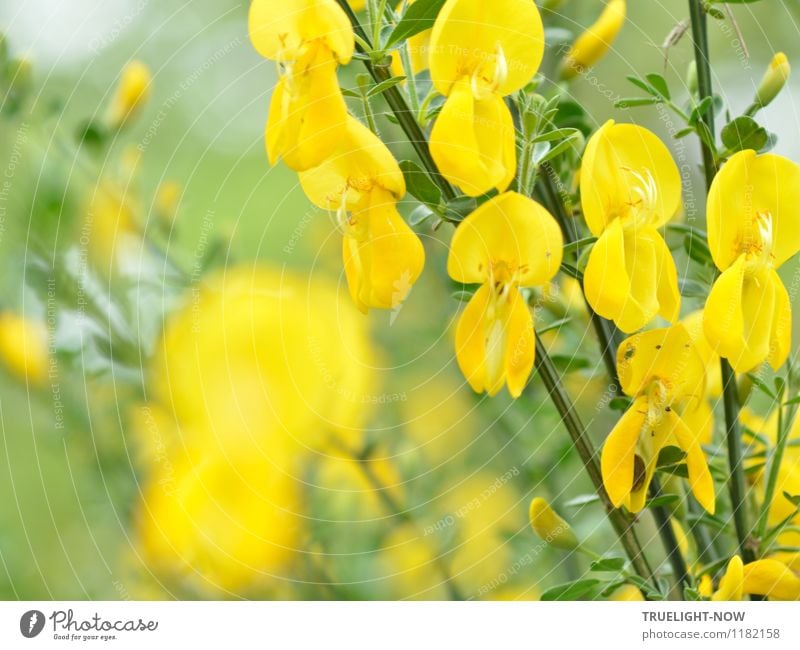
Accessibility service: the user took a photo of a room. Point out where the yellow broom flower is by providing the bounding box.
[0,313,48,386]
[249,0,354,170]
[560,0,626,80]
[300,116,425,313]
[703,150,800,373]
[581,120,682,333]
[447,192,562,397]
[600,324,715,513]
[428,0,545,195]
[712,555,800,601]
[107,60,151,129]
[529,497,579,550]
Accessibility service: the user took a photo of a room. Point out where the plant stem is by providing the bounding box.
[534,335,656,586]
[688,0,755,566]
[335,0,456,201]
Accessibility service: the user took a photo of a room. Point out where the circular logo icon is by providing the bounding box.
[20,610,45,638]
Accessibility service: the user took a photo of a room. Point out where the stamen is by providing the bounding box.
[470,42,508,100]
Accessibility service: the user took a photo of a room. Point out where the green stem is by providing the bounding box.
[534,335,656,587]
[335,0,456,201]
[756,397,795,543]
[688,0,755,567]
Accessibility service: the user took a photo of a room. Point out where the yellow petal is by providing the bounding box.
[679,397,714,446]
[703,254,747,365]
[249,0,354,63]
[429,0,544,96]
[650,228,681,323]
[504,290,535,398]
[561,0,626,80]
[742,559,800,600]
[712,556,744,601]
[584,218,633,325]
[455,284,492,394]
[616,324,705,403]
[601,397,647,508]
[616,227,660,333]
[447,191,563,286]
[343,189,425,312]
[628,414,673,513]
[682,310,722,397]
[768,269,791,370]
[430,82,516,196]
[707,150,800,270]
[736,267,776,372]
[580,120,682,235]
[299,115,405,208]
[529,497,578,550]
[670,412,715,514]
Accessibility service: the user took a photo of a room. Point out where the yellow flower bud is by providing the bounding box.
[609,584,645,601]
[0,312,48,386]
[560,0,626,80]
[754,52,790,110]
[154,181,182,228]
[107,61,151,129]
[529,497,579,550]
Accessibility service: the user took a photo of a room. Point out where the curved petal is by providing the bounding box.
[617,227,660,333]
[300,116,405,208]
[504,290,534,398]
[734,267,776,372]
[707,150,800,271]
[447,191,563,285]
[584,218,636,327]
[649,228,681,323]
[703,254,747,365]
[616,324,705,402]
[601,398,647,508]
[628,411,673,513]
[455,284,492,394]
[768,270,792,370]
[742,559,800,600]
[682,310,722,398]
[249,0,354,63]
[473,92,516,194]
[712,556,744,601]
[680,397,714,446]
[580,121,682,235]
[561,0,626,79]
[429,0,544,96]
[670,412,715,514]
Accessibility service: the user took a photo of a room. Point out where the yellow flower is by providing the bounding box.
[447,192,563,397]
[581,120,682,332]
[704,150,800,373]
[249,0,354,170]
[754,52,790,110]
[376,524,450,600]
[428,0,544,196]
[154,181,181,228]
[680,310,721,445]
[300,116,425,313]
[107,60,151,129]
[0,312,48,386]
[600,324,715,513]
[609,584,645,601]
[84,185,141,272]
[528,497,578,550]
[560,0,626,80]
[712,555,800,601]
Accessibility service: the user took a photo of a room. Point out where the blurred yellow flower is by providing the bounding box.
[601,324,715,513]
[0,312,48,386]
[754,52,790,110]
[609,584,644,601]
[376,524,450,599]
[428,0,544,195]
[581,120,682,333]
[528,497,578,550]
[84,185,140,272]
[447,192,562,397]
[300,116,424,313]
[107,60,151,129]
[249,0,354,170]
[560,0,626,80]
[712,555,800,601]
[704,150,800,373]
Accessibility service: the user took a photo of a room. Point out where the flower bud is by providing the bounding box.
[560,0,626,80]
[0,312,48,386]
[609,584,644,601]
[686,60,698,96]
[529,497,579,550]
[107,60,151,129]
[754,52,790,110]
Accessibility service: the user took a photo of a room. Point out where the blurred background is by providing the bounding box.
[0,0,798,599]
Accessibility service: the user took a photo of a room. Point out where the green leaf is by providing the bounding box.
[366,75,406,98]
[590,557,626,573]
[564,494,600,508]
[538,317,573,335]
[683,231,714,266]
[783,492,800,507]
[657,446,687,468]
[408,204,434,226]
[646,493,680,509]
[678,278,708,298]
[549,354,590,373]
[399,160,442,207]
[721,116,769,154]
[689,96,715,126]
[747,373,776,399]
[537,134,581,164]
[646,73,671,100]
[441,195,476,222]
[531,128,580,143]
[385,0,446,48]
[615,97,662,109]
[451,289,476,303]
[608,396,632,412]
[541,579,601,601]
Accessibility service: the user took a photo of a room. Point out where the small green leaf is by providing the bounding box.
[399,160,442,207]
[646,493,680,509]
[683,231,713,266]
[615,97,662,109]
[608,396,632,412]
[590,557,626,573]
[646,73,671,100]
[747,373,776,399]
[538,317,573,335]
[721,116,769,154]
[366,75,406,98]
[541,579,601,601]
[385,0,447,48]
[783,492,800,507]
[657,446,687,468]
[408,204,434,226]
[564,494,600,508]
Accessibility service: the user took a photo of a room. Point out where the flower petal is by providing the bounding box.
[712,556,743,601]
[670,411,715,514]
[601,398,647,508]
[504,290,535,398]
[455,284,492,394]
[584,218,635,327]
[704,254,747,365]
[447,192,562,286]
[742,559,800,600]
[429,0,544,96]
[768,270,791,371]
